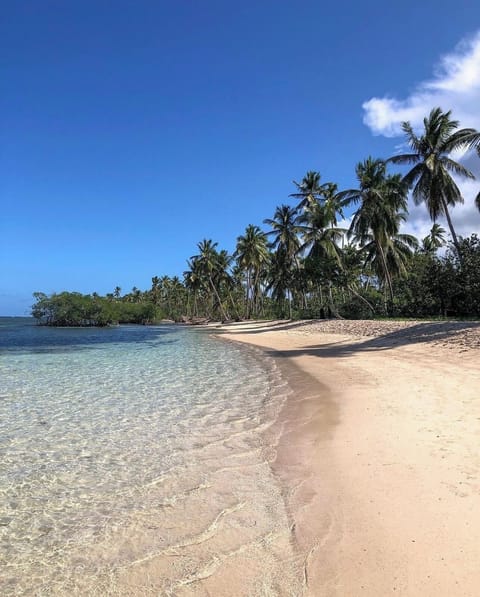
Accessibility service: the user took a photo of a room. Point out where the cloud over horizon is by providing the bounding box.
[362,31,480,240]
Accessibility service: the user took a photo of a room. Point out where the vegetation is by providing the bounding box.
[32,107,480,326]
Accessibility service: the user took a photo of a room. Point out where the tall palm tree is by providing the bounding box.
[235,225,270,318]
[298,201,346,316]
[388,107,480,256]
[290,171,323,211]
[422,223,447,254]
[298,201,345,265]
[151,276,161,305]
[264,205,302,317]
[320,182,344,227]
[191,239,229,321]
[263,205,302,266]
[339,157,416,304]
[184,259,202,317]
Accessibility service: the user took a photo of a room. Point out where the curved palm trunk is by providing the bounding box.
[348,285,375,314]
[440,197,462,259]
[209,276,229,322]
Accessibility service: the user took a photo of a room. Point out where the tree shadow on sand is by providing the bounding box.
[222,320,480,359]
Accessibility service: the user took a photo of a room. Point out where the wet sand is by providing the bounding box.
[218,319,480,596]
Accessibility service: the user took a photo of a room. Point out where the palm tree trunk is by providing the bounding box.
[378,242,394,304]
[245,270,251,319]
[440,198,462,260]
[209,276,229,322]
[348,285,375,314]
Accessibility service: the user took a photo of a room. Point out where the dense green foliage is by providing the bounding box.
[32,108,480,326]
[32,292,157,326]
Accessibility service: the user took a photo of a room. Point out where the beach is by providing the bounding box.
[217,319,480,596]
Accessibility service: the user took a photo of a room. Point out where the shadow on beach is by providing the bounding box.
[218,320,480,359]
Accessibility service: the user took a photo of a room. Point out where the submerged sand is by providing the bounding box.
[218,319,480,596]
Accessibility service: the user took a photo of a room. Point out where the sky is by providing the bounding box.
[2,1,480,315]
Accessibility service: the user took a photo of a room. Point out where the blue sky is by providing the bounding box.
[2,1,480,315]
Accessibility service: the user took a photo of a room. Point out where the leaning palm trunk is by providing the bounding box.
[347,285,375,314]
[227,288,241,321]
[440,198,461,258]
[209,277,229,321]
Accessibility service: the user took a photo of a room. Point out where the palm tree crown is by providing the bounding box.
[338,157,417,303]
[388,107,479,254]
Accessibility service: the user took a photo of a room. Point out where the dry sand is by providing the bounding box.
[217,319,480,596]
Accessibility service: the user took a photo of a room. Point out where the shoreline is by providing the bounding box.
[217,319,480,596]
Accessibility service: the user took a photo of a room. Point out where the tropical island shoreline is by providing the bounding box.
[214,319,480,596]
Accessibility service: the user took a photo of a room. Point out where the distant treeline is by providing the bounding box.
[31,292,157,326]
[31,108,480,326]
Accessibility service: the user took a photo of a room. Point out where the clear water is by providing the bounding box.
[0,318,300,595]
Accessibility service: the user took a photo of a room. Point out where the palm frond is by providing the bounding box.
[387,153,420,165]
[441,157,475,179]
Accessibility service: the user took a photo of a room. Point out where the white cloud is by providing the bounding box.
[362,31,480,241]
[401,191,480,244]
[363,31,480,136]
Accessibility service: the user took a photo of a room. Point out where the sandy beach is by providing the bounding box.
[217,319,480,596]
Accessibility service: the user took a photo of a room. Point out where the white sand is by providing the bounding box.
[218,319,480,596]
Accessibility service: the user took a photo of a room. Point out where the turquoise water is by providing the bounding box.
[0,319,300,595]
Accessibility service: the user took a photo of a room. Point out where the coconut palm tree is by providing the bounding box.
[235,225,270,318]
[150,276,161,305]
[184,259,202,318]
[263,205,302,266]
[191,239,229,321]
[299,201,345,265]
[388,107,480,256]
[320,182,344,226]
[422,223,447,254]
[298,200,346,316]
[290,171,323,211]
[264,205,303,317]
[339,157,416,305]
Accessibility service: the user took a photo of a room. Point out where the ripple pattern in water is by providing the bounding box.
[0,320,301,595]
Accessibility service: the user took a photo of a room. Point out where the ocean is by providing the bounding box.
[0,318,301,595]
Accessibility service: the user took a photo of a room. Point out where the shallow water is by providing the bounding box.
[0,319,301,595]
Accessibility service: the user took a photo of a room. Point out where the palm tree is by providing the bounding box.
[192,239,229,321]
[422,223,446,254]
[388,107,480,256]
[264,205,302,317]
[113,286,121,299]
[235,225,270,318]
[151,276,161,305]
[320,182,344,226]
[184,259,202,318]
[266,250,294,318]
[215,249,234,318]
[263,205,302,266]
[290,171,323,211]
[167,276,186,318]
[298,200,346,316]
[360,227,418,290]
[299,201,345,265]
[339,157,416,305]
